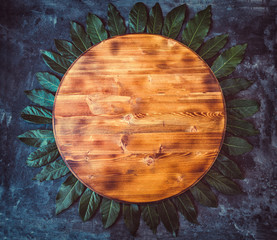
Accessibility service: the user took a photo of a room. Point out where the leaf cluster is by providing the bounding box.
[17,2,260,237]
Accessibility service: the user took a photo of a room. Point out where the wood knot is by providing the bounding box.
[144,156,154,166]
[177,175,184,182]
[119,134,129,152]
[190,126,197,132]
[123,114,133,124]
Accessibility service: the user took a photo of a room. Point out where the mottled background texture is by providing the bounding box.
[0,0,276,239]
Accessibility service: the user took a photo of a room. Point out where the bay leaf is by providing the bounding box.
[100,198,120,228]
[227,115,259,136]
[33,158,70,181]
[87,13,108,44]
[173,192,198,224]
[129,2,148,33]
[141,204,160,234]
[211,44,247,78]
[190,181,218,207]
[147,3,163,34]
[25,89,55,107]
[18,129,55,147]
[54,39,82,61]
[205,169,242,195]
[123,204,141,236]
[56,174,86,214]
[108,3,126,36]
[70,21,91,52]
[36,72,60,93]
[198,34,228,60]
[162,4,186,39]
[220,78,252,96]
[214,154,243,179]
[182,5,211,51]
[79,188,100,221]
[157,199,179,237]
[21,106,52,124]
[223,136,253,156]
[226,99,259,118]
[27,143,59,167]
[41,50,71,74]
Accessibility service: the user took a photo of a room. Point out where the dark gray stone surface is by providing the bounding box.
[0,0,276,239]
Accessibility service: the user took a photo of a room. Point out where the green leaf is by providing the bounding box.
[198,34,228,60]
[70,21,91,52]
[223,137,253,156]
[173,192,198,224]
[156,199,179,237]
[162,4,186,39]
[107,3,126,37]
[211,44,247,78]
[147,3,163,34]
[190,181,218,207]
[18,129,55,147]
[36,72,60,93]
[40,50,72,74]
[129,2,148,33]
[25,89,55,107]
[123,204,141,236]
[226,99,259,118]
[205,170,242,195]
[182,5,211,51]
[33,158,70,181]
[100,198,120,228]
[87,13,108,45]
[79,188,100,222]
[27,143,59,168]
[214,154,243,179]
[56,174,86,214]
[220,78,252,96]
[21,106,52,124]
[141,204,160,234]
[54,39,82,61]
[227,115,259,137]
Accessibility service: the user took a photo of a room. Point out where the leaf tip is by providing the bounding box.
[179,3,187,11]
[237,174,245,180]
[103,223,110,229]
[223,33,229,38]
[35,72,44,81]
[87,12,93,19]
[173,231,178,237]
[55,207,62,215]
[212,202,218,208]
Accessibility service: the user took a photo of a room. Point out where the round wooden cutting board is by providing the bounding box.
[53,34,226,203]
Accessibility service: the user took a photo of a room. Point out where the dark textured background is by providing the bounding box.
[0,0,276,239]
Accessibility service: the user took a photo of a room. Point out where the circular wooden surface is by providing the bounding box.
[53,34,226,203]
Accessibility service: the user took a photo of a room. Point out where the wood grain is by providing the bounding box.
[53,34,226,203]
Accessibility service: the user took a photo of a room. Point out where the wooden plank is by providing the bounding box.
[53,34,226,203]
